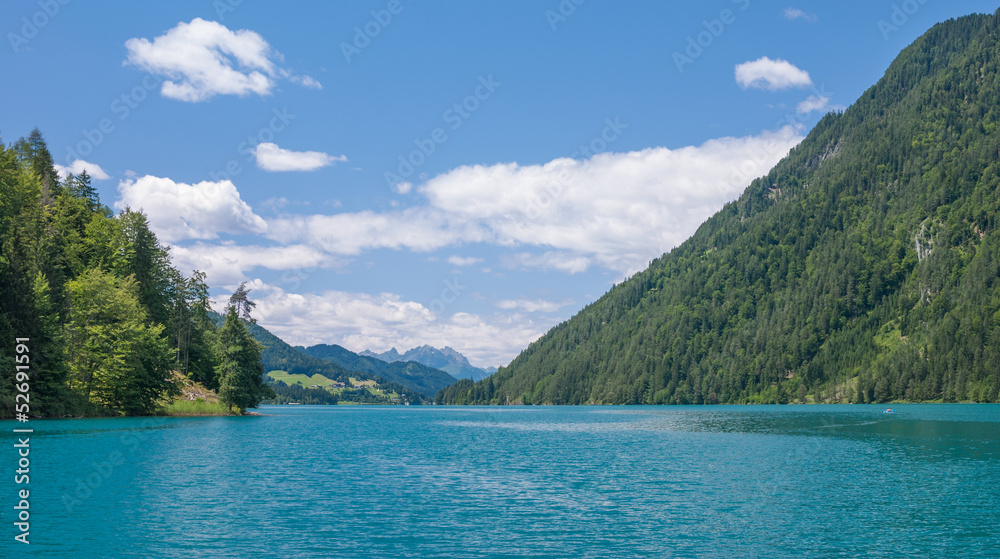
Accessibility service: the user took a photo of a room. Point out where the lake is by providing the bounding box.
[4,404,999,557]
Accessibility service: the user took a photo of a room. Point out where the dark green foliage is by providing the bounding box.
[0,129,224,417]
[1,135,73,415]
[171,270,219,389]
[216,306,274,414]
[439,11,1000,406]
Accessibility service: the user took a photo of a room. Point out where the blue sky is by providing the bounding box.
[4,0,998,367]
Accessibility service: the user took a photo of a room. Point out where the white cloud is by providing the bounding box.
[116,175,267,242]
[124,18,318,102]
[244,282,547,367]
[496,298,572,313]
[170,243,340,285]
[735,57,812,91]
[797,95,830,114]
[784,8,818,21]
[502,251,593,274]
[143,126,800,277]
[417,126,803,273]
[55,159,110,181]
[291,75,323,89]
[448,255,484,267]
[253,142,346,172]
[266,208,489,256]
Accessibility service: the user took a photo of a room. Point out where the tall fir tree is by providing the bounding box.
[216,306,273,414]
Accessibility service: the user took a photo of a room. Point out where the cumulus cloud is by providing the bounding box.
[170,243,341,285]
[253,143,346,172]
[242,282,547,367]
[784,8,818,21]
[266,208,490,256]
[116,175,267,242]
[735,57,812,91]
[55,159,110,181]
[124,18,319,102]
[137,125,800,279]
[416,126,803,273]
[254,126,802,274]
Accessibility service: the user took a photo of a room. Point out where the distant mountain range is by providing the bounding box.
[360,345,496,381]
[209,311,458,400]
[297,344,458,395]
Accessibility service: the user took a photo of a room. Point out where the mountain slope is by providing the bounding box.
[299,343,458,396]
[439,11,1000,405]
[361,345,494,381]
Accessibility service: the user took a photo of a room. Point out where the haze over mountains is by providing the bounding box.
[360,346,496,381]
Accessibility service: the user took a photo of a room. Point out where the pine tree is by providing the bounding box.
[216,306,273,414]
[65,170,101,213]
[13,128,61,204]
[228,281,257,324]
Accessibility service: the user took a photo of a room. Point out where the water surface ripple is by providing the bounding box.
[4,404,998,557]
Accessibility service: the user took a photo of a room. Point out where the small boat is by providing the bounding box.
[883,408,894,414]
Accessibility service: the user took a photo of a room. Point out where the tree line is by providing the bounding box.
[0,129,271,417]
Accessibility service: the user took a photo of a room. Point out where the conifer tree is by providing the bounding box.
[216,301,273,414]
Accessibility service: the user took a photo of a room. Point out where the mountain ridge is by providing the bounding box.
[298,343,458,396]
[361,345,495,381]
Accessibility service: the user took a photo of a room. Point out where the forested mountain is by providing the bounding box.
[360,345,495,381]
[299,344,457,396]
[439,11,1000,406]
[0,130,268,416]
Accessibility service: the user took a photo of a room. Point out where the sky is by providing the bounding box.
[3,0,998,368]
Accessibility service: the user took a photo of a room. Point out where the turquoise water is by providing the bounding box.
[3,404,999,557]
